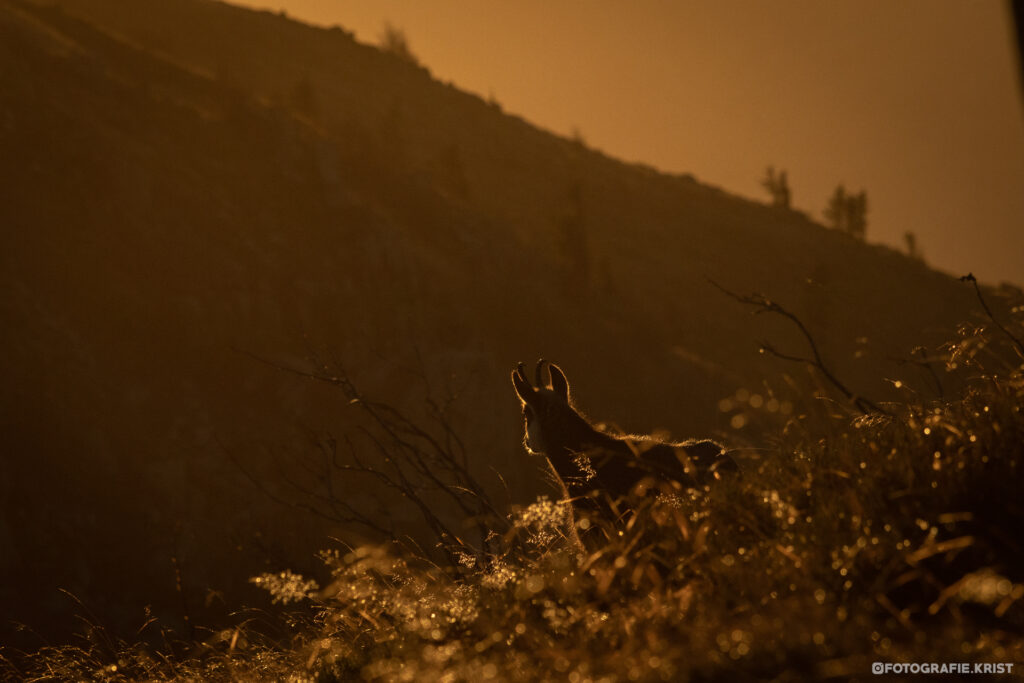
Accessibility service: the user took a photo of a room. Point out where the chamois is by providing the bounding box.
[511,359,735,528]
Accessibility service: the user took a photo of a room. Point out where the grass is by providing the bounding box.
[6,318,1024,682]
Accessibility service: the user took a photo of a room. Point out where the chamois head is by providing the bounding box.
[511,359,595,457]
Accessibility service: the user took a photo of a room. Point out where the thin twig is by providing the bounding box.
[889,346,944,398]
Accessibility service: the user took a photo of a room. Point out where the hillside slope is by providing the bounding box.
[44,0,986,379]
[0,0,988,642]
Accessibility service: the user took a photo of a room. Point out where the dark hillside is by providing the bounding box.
[17,0,986,405]
[39,0,980,372]
[0,0,992,645]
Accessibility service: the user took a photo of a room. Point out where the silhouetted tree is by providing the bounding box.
[379,23,418,65]
[486,90,502,111]
[824,184,868,240]
[904,231,923,260]
[824,184,847,231]
[571,127,586,147]
[846,190,868,240]
[761,165,791,209]
[557,183,590,297]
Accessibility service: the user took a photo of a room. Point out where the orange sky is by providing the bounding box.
[235,0,1024,287]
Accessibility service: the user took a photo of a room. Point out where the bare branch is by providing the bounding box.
[710,279,888,415]
[230,348,508,567]
[222,440,390,536]
[960,273,1024,358]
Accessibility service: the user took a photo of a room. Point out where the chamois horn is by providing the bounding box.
[535,358,549,388]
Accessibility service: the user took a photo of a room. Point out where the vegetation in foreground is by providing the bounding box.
[5,304,1024,682]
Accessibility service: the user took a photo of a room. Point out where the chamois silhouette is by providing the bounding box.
[512,359,735,533]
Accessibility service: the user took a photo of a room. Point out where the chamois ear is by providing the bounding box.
[512,363,534,404]
[548,363,570,401]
